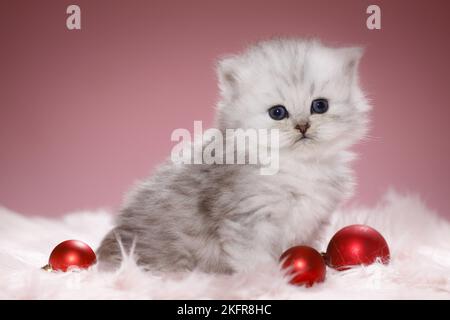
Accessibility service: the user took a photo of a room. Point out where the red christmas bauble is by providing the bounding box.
[280,245,326,287]
[48,240,96,272]
[325,224,390,271]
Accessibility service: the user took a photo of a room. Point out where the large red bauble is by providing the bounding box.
[280,246,326,287]
[325,224,390,271]
[48,240,96,272]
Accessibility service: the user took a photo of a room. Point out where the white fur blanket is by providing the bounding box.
[1,191,449,299]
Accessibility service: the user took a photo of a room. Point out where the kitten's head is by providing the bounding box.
[215,38,371,158]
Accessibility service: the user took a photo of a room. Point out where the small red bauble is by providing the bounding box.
[280,245,326,287]
[47,240,96,272]
[325,224,390,270]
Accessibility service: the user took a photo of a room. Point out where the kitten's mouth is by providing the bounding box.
[295,135,311,143]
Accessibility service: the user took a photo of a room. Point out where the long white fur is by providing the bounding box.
[1,191,449,299]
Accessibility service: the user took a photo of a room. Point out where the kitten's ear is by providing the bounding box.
[341,46,364,76]
[216,55,240,99]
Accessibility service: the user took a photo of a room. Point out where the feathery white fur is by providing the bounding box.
[1,191,449,299]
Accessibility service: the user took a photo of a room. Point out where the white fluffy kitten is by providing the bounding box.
[97,38,371,273]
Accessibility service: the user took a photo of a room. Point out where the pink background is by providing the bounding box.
[1,0,449,218]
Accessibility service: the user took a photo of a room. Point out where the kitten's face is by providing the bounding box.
[216,39,371,158]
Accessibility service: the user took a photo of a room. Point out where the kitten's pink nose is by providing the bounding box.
[295,123,310,134]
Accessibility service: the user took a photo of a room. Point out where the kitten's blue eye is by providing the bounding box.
[311,99,329,114]
[268,105,288,120]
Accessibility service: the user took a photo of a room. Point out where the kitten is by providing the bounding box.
[96,38,371,273]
